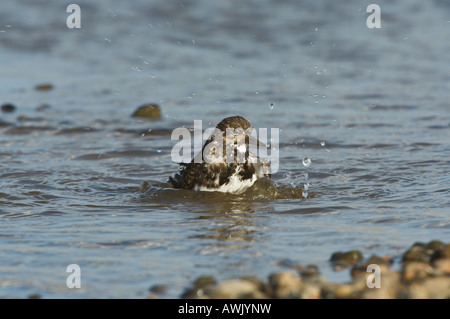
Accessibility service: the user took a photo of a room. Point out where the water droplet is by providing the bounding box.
[302,181,310,198]
[302,157,311,167]
[320,141,326,147]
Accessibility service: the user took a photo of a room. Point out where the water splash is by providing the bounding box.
[302,157,311,167]
[302,158,311,198]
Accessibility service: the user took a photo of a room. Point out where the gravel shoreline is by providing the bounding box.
[169,240,450,299]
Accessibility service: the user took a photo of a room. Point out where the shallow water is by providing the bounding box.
[0,0,449,298]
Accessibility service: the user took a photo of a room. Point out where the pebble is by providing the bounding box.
[402,242,431,264]
[350,254,391,279]
[362,271,401,299]
[434,243,450,259]
[181,276,216,298]
[177,240,450,299]
[402,262,433,282]
[300,264,320,278]
[268,271,302,298]
[0,120,13,127]
[406,277,450,299]
[35,83,54,91]
[330,250,363,270]
[149,284,167,294]
[206,279,266,299]
[132,103,161,119]
[426,240,445,252]
[433,258,450,275]
[36,104,51,112]
[330,282,365,299]
[1,103,16,113]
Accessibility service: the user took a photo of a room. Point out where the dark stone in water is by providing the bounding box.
[17,115,45,122]
[55,127,99,135]
[132,103,161,119]
[300,264,320,278]
[1,103,16,113]
[402,242,431,264]
[437,244,450,259]
[35,83,54,91]
[401,240,449,265]
[350,254,392,279]
[149,284,167,294]
[426,240,445,253]
[0,120,13,127]
[365,254,392,267]
[36,104,51,112]
[426,240,448,262]
[193,276,216,288]
[330,250,363,270]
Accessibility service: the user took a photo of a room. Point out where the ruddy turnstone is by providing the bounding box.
[169,115,270,194]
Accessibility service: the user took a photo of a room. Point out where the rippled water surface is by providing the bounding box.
[1,0,449,298]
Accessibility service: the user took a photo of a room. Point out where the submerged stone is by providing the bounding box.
[193,276,216,288]
[0,120,13,127]
[300,264,320,278]
[1,103,16,113]
[36,104,51,112]
[35,83,54,91]
[132,103,161,119]
[149,284,167,294]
